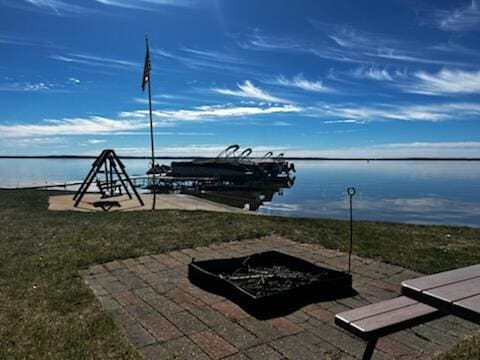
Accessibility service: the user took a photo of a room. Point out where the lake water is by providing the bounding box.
[1,158,480,228]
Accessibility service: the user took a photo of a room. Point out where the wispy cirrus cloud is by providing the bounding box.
[3,0,93,15]
[0,103,301,138]
[4,0,194,15]
[311,102,480,122]
[350,66,395,81]
[49,53,140,71]
[212,81,290,103]
[120,103,300,122]
[274,74,332,92]
[239,27,471,68]
[434,0,480,31]
[94,0,196,10]
[402,69,480,95]
[0,33,59,48]
[0,81,68,93]
[152,47,256,75]
[87,139,107,144]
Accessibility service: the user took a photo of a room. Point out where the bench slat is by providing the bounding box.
[335,296,417,323]
[454,294,480,325]
[351,302,437,335]
[335,296,441,340]
[427,277,480,305]
[402,264,480,292]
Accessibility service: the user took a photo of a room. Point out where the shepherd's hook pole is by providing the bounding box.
[347,187,356,274]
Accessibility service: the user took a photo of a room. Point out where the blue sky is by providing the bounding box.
[1,0,480,157]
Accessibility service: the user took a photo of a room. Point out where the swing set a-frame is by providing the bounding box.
[73,149,144,210]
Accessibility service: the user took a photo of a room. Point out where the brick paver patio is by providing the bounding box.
[81,236,478,359]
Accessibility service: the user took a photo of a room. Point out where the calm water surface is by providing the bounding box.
[1,159,479,227]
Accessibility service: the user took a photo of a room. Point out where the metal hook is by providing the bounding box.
[347,187,356,197]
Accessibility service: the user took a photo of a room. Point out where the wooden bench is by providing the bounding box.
[335,296,443,360]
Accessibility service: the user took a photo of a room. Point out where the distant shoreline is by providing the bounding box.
[1,155,480,161]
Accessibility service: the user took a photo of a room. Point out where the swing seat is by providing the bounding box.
[92,200,121,212]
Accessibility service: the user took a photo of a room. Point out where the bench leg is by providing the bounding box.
[362,339,377,360]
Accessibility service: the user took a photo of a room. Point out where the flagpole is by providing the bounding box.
[145,36,156,211]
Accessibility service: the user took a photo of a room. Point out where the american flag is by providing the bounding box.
[141,41,151,92]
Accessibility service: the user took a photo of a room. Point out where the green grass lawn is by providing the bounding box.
[0,189,479,359]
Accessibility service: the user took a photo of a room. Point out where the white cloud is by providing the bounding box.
[0,104,301,138]
[152,47,256,76]
[50,53,140,71]
[404,69,480,95]
[87,139,106,144]
[285,141,480,158]
[94,0,195,10]
[67,77,80,84]
[0,137,66,147]
[0,81,54,92]
[212,81,290,103]
[274,74,331,92]
[24,82,50,91]
[17,0,92,15]
[240,28,469,68]
[121,104,301,122]
[435,0,480,31]
[312,102,480,122]
[0,116,147,138]
[350,66,394,81]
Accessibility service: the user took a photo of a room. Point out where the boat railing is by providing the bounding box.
[216,144,240,158]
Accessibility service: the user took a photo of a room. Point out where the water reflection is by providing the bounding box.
[180,176,295,211]
[146,175,294,211]
[1,159,480,227]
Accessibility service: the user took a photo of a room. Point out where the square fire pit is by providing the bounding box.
[188,251,353,318]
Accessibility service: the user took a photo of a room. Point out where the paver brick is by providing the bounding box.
[88,264,107,274]
[97,279,129,294]
[171,290,206,310]
[128,264,150,275]
[153,253,183,268]
[244,344,284,360]
[162,336,211,360]
[113,291,144,306]
[190,306,228,328]
[140,313,183,342]
[104,260,125,271]
[134,287,158,301]
[98,294,121,311]
[143,260,167,273]
[213,318,262,350]
[125,302,155,319]
[267,317,303,335]
[168,250,192,264]
[146,293,183,315]
[211,300,249,320]
[85,278,108,296]
[377,336,422,359]
[138,344,175,360]
[269,335,320,360]
[237,317,283,342]
[164,310,208,335]
[303,304,333,322]
[121,321,156,348]
[223,353,250,360]
[139,343,174,360]
[190,329,238,359]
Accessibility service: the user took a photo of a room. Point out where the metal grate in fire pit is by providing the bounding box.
[188,251,353,319]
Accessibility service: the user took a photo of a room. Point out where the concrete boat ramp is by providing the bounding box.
[49,193,249,214]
